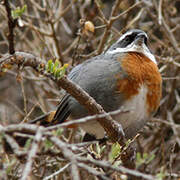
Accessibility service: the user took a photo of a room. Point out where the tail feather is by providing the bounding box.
[4,95,72,153]
[52,95,71,124]
[29,95,71,126]
[28,111,56,126]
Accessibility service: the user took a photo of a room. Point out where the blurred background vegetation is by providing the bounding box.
[0,0,180,179]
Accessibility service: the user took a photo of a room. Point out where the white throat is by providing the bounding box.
[106,43,157,64]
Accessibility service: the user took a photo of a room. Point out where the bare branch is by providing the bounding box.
[43,163,71,180]
[21,127,43,180]
[77,157,155,180]
[0,52,125,144]
[3,0,17,54]
[49,136,80,180]
[46,108,130,131]
[167,111,180,147]
[96,0,122,54]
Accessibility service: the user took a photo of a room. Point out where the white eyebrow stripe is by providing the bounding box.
[116,31,148,43]
[116,31,134,43]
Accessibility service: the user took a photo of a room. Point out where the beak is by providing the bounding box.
[134,33,148,46]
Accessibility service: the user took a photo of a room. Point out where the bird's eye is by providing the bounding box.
[116,33,137,48]
[125,36,131,41]
[126,34,136,41]
[123,34,136,45]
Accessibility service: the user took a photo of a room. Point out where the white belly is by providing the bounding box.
[80,85,149,139]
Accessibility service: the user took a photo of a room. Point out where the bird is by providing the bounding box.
[32,29,162,141]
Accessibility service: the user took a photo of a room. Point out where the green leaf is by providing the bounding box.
[44,139,53,150]
[136,152,155,168]
[24,138,32,149]
[55,64,69,79]
[143,153,148,159]
[96,143,101,155]
[46,59,54,73]
[109,142,121,161]
[146,153,155,164]
[1,68,7,72]
[6,159,16,174]
[53,128,64,137]
[93,143,106,158]
[54,59,60,69]
[52,65,56,74]
[156,167,166,180]
[54,68,61,78]
[45,60,68,79]
[11,5,27,19]
[136,152,144,168]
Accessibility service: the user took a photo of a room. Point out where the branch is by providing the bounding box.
[21,127,43,180]
[3,0,17,54]
[95,0,122,54]
[49,136,80,180]
[111,1,142,21]
[49,21,64,65]
[77,156,155,180]
[146,0,180,54]
[46,109,130,131]
[167,111,180,147]
[0,52,125,144]
[0,123,154,180]
[43,163,71,180]
[161,18,180,54]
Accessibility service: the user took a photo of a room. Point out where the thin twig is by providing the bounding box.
[78,163,110,180]
[94,0,108,24]
[3,134,27,156]
[49,136,80,180]
[96,0,122,54]
[20,79,28,115]
[111,1,142,21]
[53,0,75,23]
[49,21,64,65]
[150,0,180,54]
[0,52,125,144]
[21,104,37,123]
[46,108,130,131]
[22,20,52,37]
[158,0,163,25]
[161,18,180,53]
[77,157,155,180]
[167,111,180,147]
[3,0,17,54]
[21,127,43,180]
[43,163,71,180]
[0,51,137,171]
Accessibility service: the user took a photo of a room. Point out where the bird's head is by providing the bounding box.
[106,29,157,64]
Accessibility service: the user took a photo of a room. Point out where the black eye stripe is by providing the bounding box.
[117,33,137,47]
[124,33,137,42]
